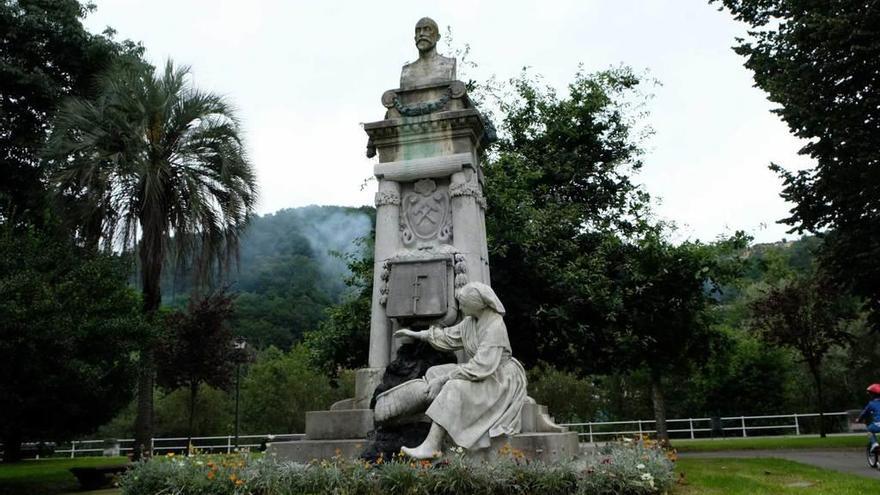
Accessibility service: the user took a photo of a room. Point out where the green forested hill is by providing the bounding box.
[162,205,374,349]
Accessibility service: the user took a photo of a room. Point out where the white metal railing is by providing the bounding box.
[17,411,857,458]
[54,433,305,458]
[560,411,852,442]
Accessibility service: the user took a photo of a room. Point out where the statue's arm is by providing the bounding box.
[423,323,464,352]
[393,323,464,352]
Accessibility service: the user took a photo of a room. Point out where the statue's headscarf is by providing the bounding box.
[458,282,506,316]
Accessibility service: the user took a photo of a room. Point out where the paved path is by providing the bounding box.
[680,449,880,479]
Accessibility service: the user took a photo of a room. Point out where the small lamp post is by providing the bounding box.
[233,336,247,449]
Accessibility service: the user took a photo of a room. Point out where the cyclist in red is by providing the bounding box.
[857,383,880,452]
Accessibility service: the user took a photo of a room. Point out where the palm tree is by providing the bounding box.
[46,60,257,459]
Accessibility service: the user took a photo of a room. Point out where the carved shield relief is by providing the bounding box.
[401,179,452,245]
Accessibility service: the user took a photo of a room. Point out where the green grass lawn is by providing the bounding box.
[675,457,880,494]
[671,434,865,452]
[0,457,127,495]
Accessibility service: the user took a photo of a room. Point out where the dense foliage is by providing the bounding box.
[118,440,675,495]
[749,272,859,436]
[156,290,242,444]
[302,235,373,375]
[484,68,652,370]
[713,0,880,327]
[0,0,142,229]
[0,231,145,461]
[45,57,258,458]
[241,346,353,434]
[229,206,373,350]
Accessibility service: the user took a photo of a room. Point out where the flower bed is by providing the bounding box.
[118,439,675,495]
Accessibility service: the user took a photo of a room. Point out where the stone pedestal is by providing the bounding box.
[487,432,581,463]
[269,21,578,464]
[305,410,374,440]
[352,81,493,412]
[267,439,367,462]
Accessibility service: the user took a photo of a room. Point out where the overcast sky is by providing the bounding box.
[84,0,813,244]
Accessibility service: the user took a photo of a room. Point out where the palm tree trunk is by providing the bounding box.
[133,225,164,460]
[187,382,198,455]
[651,370,669,444]
[133,350,154,460]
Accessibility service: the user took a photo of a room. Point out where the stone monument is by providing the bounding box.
[267,17,578,463]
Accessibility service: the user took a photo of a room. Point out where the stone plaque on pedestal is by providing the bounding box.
[386,259,448,319]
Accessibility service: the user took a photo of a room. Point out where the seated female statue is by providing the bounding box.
[393,281,527,459]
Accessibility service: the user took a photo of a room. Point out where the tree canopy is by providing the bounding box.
[749,271,859,436]
[45,58,258,459]
[0,0,142,229]
[156,289,241,446]
[714,0,880,326]
[484,67,653,370]
[0,231,145,461]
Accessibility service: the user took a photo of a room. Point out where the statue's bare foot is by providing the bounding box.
[400,444,441,460]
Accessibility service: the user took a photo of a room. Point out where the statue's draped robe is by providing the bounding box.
[423,313,527,449]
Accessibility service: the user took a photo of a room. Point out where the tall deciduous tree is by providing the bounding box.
[612,231,748,442]
[0,0,142,229]
[0,231,144,462]
[484,67,653,370]
[155,290,240,451]
[713,0,880,326]
[45,61,257,458]
[749,273,858,437]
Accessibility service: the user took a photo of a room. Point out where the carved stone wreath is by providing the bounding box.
[375,190,401,207]
[381,81,467,117]
[393,88,451,116]
[449,180,487,209]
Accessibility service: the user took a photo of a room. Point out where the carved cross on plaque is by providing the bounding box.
[412,273,429,314]
[386,259,448,319]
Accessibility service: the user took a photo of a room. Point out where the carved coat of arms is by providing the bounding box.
[401,179,452,245]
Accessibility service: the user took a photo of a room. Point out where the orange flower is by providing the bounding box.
[207,471,215,480]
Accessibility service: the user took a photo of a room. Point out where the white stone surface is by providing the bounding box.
[373,153,472,182]
[369,180,400,368]
[394,283,528,457]
[400,17,456,89]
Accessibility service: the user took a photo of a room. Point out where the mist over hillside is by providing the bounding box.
[163,205,374,349]
[236,206,374,297]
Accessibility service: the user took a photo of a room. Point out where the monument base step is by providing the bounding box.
[305,409,374,440]
[266,439,368,462]
[266,431,579,464]
[487,432,580,463]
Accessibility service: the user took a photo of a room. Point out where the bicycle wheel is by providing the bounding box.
[867,444,879,469]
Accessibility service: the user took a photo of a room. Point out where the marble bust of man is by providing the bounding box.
[400,17,457,88]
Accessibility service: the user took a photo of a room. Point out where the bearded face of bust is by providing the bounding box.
[414,18,440,53]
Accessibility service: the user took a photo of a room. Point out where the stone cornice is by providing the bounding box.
[363,109,485,140]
